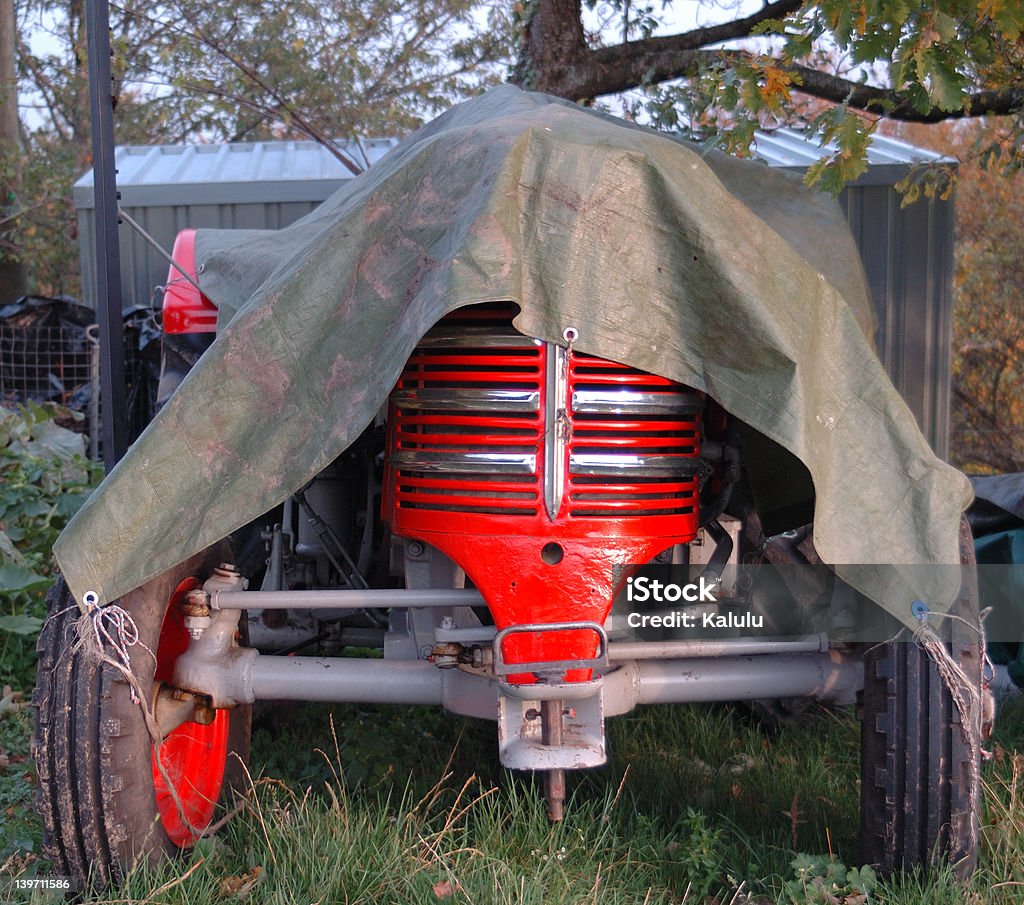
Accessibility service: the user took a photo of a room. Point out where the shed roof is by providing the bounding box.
[754,127,954,186]
[73,127,950,208]
[73,137,399,207]
[753,127,950,168]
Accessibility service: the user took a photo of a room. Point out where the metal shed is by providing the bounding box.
[754,129,955,460]
[73,138,399,313]
[73,128,954,458]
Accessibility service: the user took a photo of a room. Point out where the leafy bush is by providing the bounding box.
[0,402,99,687]
[785,853,877,903]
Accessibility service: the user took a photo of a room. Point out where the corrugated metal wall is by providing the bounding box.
[75,138,396,313]
[79,199,325,313]
[839,178,954,460]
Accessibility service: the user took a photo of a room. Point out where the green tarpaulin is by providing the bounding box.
[54,86,972,622]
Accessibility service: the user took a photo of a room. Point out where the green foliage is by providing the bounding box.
[671,806,726,899]
[3,135,84,299]
[0,707,41,868]
[804,105,874,194]
[948,132,1024,471]
[591,1,1024,192]
[785,853,877,903]
[0,402,98,687]
[156,0,511,146]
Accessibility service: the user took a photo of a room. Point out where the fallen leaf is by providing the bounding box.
[432,879,457,899]
[219,865,263,898]
[0,686,26,719]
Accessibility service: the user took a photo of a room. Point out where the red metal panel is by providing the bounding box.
[384,305,703,682]
[161,229,218,334]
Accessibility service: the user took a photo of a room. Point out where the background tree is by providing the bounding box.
[6,0,510,297]
[512,1,1024,189]
[941,128,1024,472]
[1,0,26,302]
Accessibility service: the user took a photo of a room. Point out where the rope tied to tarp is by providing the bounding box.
[70,588,243,839]
[911,601,994,857]
[81,591,148,704]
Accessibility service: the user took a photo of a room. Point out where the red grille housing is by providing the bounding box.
[384,305,703,681]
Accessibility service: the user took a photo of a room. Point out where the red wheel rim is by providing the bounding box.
[151,577,230,847]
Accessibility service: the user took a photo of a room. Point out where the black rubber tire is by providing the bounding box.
[859,520,982,877]
[32,546,251,890]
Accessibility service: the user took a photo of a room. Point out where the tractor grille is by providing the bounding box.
[388,322,544,516]
[567,355,701,518]
[386,306,702,523]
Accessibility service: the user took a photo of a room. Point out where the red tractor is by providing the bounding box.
[34,88,984,891]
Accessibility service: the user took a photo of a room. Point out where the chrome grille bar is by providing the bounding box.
[392,450,537,474]
[569,453,700,477]
[414,327,541,348]
[571,389,704,415]
[391,388,541,412]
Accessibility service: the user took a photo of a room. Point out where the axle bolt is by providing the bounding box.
[182,589,210,617]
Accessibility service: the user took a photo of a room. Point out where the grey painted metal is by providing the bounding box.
[754,127,952,177]
[118,206,205,298]
[606,633,827,660]
[250,657,443,704]
[173,606,256,709]
[493,621,608,676]
[838,182,955,459]
[75,138,398,201]
[629,653,861,707]
[211,587,484,610]
[74,138,398,313]
[72,127,954,457]
[498,692,606,770]
[182,647,860,714]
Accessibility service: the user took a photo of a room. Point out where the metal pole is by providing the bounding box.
[633,654,862,705]
[250,657,443,704]
[607,634,827,661]
[86,0,128,469]
[210,587,485,609]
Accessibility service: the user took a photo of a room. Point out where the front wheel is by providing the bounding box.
[32,547,251,890]
[859,519,982,877]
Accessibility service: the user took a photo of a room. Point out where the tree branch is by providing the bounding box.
[593,0,801,61]
[174,8,363,174]
[516,0,1024,123]
[515,0,800,97]
[789,64,1024,122]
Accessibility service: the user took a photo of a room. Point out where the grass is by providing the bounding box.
[2,695,1024,903]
